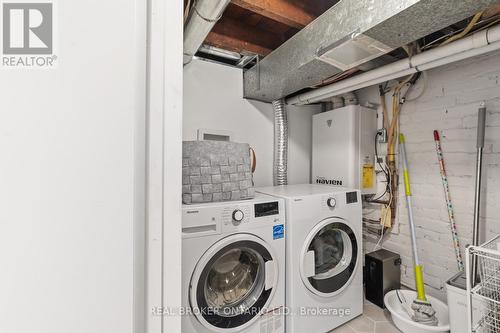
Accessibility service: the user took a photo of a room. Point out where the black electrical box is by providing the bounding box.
[365,249,401,308]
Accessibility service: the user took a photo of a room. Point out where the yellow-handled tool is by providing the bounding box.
[399,134,438,325]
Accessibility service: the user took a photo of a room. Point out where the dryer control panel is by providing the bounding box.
[320,190,359,212]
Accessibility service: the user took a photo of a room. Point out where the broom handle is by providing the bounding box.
[472,102,486,284]
[400,134,427,301]
[433,130,464,271]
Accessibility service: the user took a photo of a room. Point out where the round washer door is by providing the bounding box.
[190,233,278,332]
[300,217,359,297]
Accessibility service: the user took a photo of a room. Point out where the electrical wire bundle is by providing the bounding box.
[365,66,423,251]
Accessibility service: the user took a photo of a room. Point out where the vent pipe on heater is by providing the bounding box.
[272,99,288,186]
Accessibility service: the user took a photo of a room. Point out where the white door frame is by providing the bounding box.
[146,0,183,332]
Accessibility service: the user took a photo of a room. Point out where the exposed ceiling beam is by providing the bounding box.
[231,0,315,29]
[205,16,283,56]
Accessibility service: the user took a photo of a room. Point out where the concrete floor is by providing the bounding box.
[329,300,400,333]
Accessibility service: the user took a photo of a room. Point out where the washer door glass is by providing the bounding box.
[205,247,265,316]
[194,240,273,329]
[303,220,358,296]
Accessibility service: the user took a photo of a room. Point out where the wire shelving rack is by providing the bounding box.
[467,235,500,333]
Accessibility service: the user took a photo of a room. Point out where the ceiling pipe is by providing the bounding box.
[183,0,231,65]
[287,24,500,105]
[198,44,241,61]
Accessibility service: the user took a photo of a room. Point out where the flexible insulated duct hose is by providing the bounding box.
[272,99,288,186]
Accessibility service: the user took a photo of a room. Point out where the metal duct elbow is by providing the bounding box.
[272,99,288,186]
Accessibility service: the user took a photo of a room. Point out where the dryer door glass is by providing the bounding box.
[195,240,273,329]
[304,221,358,295]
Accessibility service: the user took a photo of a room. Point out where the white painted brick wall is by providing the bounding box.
[357,49,500,301]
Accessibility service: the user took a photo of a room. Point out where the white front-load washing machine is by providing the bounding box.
[257,184,363,333]
[182,194,286,333]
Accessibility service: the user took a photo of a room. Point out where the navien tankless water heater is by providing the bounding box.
[312,105,377,195]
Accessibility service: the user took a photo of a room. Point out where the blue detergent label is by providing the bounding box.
[273,224,284,240]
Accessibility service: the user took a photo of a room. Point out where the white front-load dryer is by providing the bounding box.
[257,184,363,333]
[182,194,286,333]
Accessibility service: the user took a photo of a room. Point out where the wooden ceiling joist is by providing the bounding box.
[199,0,340,58]
[205,16,283,56]
[231,0,315,29]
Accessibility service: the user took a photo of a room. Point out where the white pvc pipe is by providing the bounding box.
[287,25,500,105]
[311,68,417,102]
[183,0,231,64]
[488,24,500,41]
[411,30,488,66]
[290,59,412,104]
[417,40,500,71]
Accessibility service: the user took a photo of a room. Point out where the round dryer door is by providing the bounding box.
[300,217,359,297]
[190,234,278,332]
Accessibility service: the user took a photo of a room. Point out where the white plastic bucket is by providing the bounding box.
[384,290,450,333]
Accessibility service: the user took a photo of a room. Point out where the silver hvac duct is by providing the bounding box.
[272,99,288,186]
[243,0,499,102]
[183,0,231,64]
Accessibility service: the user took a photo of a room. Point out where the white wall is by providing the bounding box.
[0,1,146,332]
[183,59,320,186]
[357,50,500,300]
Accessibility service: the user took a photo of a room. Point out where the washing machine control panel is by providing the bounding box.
[182,196,284,238]
[221,199,283,232]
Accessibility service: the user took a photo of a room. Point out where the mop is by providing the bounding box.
[433,130,464,271]
[399,134,439,326]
